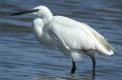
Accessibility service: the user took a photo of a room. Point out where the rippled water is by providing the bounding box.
[0,0,122,80]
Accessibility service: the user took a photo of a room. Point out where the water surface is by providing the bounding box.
[0,0,122,80]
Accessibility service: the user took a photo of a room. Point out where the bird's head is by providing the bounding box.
[11,5,53,19]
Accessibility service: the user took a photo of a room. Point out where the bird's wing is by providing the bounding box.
[48,16,114,55]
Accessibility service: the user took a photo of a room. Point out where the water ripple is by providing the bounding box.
[0,0,122,80]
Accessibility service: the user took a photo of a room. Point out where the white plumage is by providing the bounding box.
[11,5,114,76]
[33,11,114,61]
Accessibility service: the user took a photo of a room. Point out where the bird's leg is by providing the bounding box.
[71,61,76,74]
[88,54,96,77]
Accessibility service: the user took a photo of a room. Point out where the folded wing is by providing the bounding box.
[49,16,114,55]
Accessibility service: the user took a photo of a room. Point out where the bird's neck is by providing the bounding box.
[41,12,53,24]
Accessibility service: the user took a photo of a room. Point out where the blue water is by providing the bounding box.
[0,0,122,80]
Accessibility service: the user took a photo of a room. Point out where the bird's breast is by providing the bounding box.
[33,25,56,48]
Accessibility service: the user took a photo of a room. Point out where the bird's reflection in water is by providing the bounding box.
[35,73,95,80]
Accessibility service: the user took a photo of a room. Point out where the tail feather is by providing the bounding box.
[84,23,114,55]
[96,40,114,55]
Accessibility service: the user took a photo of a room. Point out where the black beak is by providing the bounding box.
[10,9,39,16]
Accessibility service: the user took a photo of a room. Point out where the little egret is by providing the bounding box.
[11,5,114,77]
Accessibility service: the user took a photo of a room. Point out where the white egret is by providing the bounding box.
[11,5,114,77]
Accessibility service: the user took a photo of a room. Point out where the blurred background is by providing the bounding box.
[0,0,122,80]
